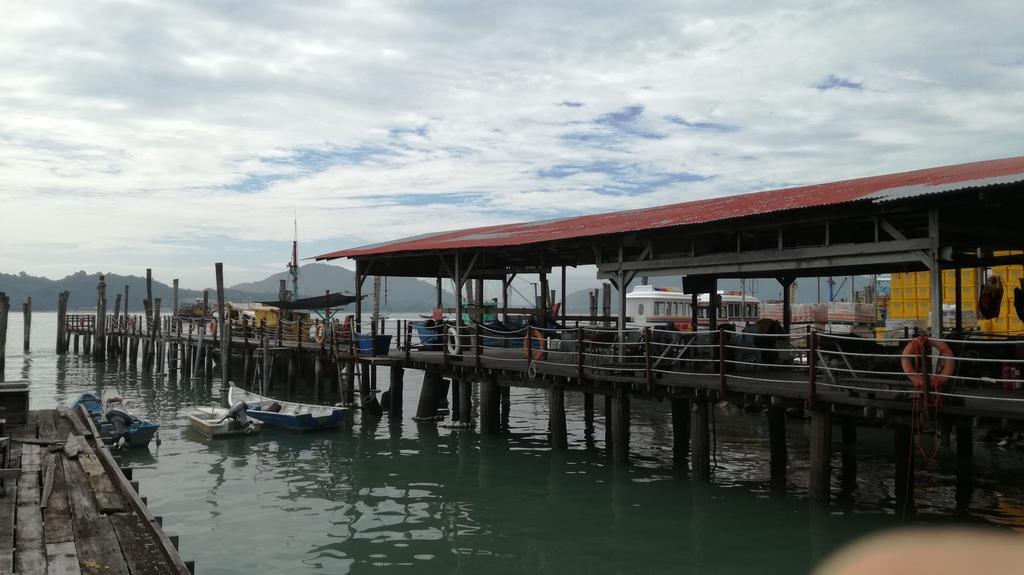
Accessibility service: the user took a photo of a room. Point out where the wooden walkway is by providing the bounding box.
[0,409,191,575]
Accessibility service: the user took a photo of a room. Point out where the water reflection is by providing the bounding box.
[6,313,1024,573]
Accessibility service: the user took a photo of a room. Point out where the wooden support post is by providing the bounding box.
[459,376,472,426]
[781,276,793,334]
[604,395,613,450]
[583,392,594,435]
[768,402,787,489]
[609,390,629,466]
[151,298,161,373]
[414,370,445,419]
[145,268,153,367]
[894,423,914,518]
[691,292,699,332]
[0,293,7,377]
[451,378,461,421]
[22,297,30,353]
[94,274,106,361]
[808,404,832,503]
[955,422,974,512]
[691,398,711,481]
[840,416,857,495]
[671,397,691,470]
[499,385,510,429]
[479,375,499,434]
[344,362,355,405]
[928,207,942,335]
[388,365,404,416]
[261,335,270,394]
[314,356,323,402]
[56,291,69,354]
[287,352,297,395]
[216,263,229,387]
[549,387,567,449]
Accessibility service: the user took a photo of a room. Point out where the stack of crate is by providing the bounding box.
[887,252,1024,334]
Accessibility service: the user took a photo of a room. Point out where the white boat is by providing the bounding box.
[626,285,761,328]
[227,384,348,431]
[186,406,262,438]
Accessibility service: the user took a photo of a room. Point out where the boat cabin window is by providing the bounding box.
[637,304,645,316]
[655,302,665,315]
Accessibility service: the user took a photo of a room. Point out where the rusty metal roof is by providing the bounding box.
[316,156,1024,260]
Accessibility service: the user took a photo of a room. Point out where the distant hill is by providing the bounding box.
[0,270,272,312]
[229,263,456,312]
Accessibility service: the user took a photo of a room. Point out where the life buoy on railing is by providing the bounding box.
[314,323,325,344]
[209,320,218,337]
[901,336,955,397]
[446,325,461,356]
[524,328,546,361]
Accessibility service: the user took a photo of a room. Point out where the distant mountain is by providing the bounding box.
[0,270,272,312]
[229,263,456,312]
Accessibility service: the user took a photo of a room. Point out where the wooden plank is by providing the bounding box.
[15,444,46,574]
[66,409,91,439]
[109,513,176,575]
[74,437,125,513]
[54,408,76,439]
[76,405,100,439]
[61,456,130,575]
[45,541,81,575]
[44,453,75,544]
[38,409,59,440]
[0,470,14,574]
[89,438,191,574]
[41,453,57,509]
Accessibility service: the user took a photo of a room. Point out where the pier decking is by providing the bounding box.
[0,409,191,574]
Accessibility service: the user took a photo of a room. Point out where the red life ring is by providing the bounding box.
[523,328,546,361]
[314,323,325,344]
[901,336,955,395]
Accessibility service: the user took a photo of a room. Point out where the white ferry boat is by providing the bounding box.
[625,285,761,329]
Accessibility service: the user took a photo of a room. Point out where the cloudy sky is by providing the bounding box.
[2,0,1023,291]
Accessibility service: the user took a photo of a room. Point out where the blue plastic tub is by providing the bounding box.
[356,334,393,356]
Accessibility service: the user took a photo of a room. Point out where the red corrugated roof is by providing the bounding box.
[316,156,1024,260]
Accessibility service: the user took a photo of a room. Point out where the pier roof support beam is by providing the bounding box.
[595,238,934,279]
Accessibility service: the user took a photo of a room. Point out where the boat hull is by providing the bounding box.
[187,408,263,438]
[227,384,348,431]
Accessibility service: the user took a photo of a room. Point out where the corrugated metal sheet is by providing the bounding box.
[316,156,1024,260]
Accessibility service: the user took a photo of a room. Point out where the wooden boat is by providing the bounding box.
[186,406,262,438]
[70,392,160,449]
[227,384,348,431]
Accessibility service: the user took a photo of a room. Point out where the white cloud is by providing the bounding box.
[1,0,1023,288]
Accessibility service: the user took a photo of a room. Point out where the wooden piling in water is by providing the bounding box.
[479,375,499,434]
[894,423,914,517]
[609,391,630,465]
[451,379,461,421]
[215,263,229,387]
[388,365,405,416]
[583,392,594,435]
[121,285,129,364]
[671,397,691,470]
[691,398,711,481]
[840,416,857,494]
[768,402,787,489]
[56,291,69,354]
[459,377,472,425]
[549,387,568,449]
[144,269,153,368]
[22,297,31,353]
[415,370,445,419]
[808,404,832,503]
[94,275,107,362]
[0,293,8,377]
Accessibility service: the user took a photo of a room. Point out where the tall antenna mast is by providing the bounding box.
[289,209,299,302]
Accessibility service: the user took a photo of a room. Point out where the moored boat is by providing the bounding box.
[226,384,348,431]
[70,392,160,449]
[186,405,262,438]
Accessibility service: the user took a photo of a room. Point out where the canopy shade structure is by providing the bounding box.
[260,292,364,310]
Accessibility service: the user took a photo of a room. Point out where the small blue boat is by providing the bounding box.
[227,384,348,431]
[70,392,160,449]
[411,320,445,351]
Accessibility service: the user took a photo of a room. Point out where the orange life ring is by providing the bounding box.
[901,336,955,395]
[523,328,546,361]
[314,324,325,344]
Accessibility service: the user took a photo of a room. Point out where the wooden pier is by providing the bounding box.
[0,409,192,574]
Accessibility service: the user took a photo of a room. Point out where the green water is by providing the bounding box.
[5,313,1024,574]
